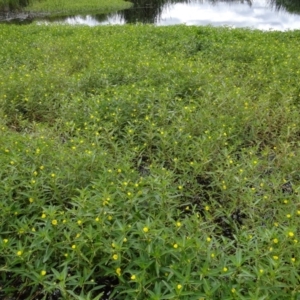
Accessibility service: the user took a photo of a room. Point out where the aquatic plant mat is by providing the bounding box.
[1,24,300,299]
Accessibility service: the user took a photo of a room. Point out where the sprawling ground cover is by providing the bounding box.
[1,24,300,299]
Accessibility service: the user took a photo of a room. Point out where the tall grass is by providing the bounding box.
[1,24,300,299]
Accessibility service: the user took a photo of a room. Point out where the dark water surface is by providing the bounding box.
[3,0,300,30]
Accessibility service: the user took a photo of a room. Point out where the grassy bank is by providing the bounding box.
[1,24,300,299]
[25,0,132,16]
[0,0,132,16]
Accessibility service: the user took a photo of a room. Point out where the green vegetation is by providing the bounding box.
[0,0,132,16]
[25,0,132,16]
[0,0,28,10]
[1,24,300,299]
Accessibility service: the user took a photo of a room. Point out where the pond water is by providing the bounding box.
[2,0,300,30]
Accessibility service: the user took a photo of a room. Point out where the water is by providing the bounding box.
[3,0,300,30]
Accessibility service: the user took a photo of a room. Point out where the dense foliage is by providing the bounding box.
[1,24,300,299]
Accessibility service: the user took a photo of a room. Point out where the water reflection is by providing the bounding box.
[37,0,300,30]
[158,0,300,29]
[119,0,253,23]
[119,0,300,24]
[119,0,191,23]
[269,0,300,12]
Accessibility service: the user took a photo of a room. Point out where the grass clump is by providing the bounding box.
[1,24,300,299]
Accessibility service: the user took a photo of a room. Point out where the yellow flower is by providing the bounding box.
[52,220,58,226]
[116,267,121,276]
[291,258,296,263]
[211,253,215,258]
[41,213,46,219]
[17,251,22,256]
[223,267,228,272]
[3,239,8,243]
[123,238,127,242]
[173,243,178,249]
[131,275,136,280]
[283,199,288,204]
[273,255,279,260]
[205,205,210,211]
[231,288,236,293]
[51,173,55,178]
[95,217,99,222]
[287,214,291,218]
[176,222,181,227]
[288,232,294,237]
[29,198,34,203]
[40,270,46,276]
[113,254,118,260]
[178,185,183,190]
[259,269,264,274]
[71,245,76,249]
[108,216,113,221]
[143,227,149,233]
[77,220,82,225]
[177,284,182,290]
[273,238,278,244]
[206,237,211,242]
